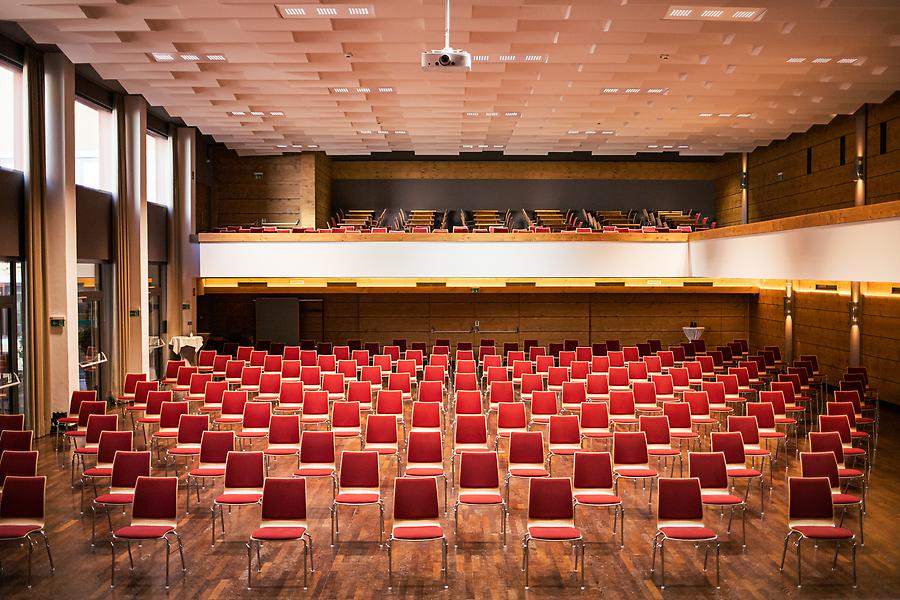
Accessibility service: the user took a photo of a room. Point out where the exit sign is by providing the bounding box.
[49,317,65,328]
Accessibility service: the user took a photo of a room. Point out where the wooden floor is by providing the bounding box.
[3,404,900,599]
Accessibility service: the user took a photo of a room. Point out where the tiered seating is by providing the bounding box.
[334,209,378,229]
[533,209,566,231]
[404,210,437,232]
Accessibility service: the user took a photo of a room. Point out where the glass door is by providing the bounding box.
[0,258,23,416]
[0,305,15,414]
[77,294,102,393]
[148,264,165,380]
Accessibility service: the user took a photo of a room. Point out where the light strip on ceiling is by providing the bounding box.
[150,53,228,63]
[276,4,375,18]
[665,6,765,21]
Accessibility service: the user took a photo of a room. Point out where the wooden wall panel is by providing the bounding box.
[314,153,332,228]
[861,295,900,405]
[793,292,849,385]
[867,92,900,205]
[749,288,784,353]
[713,153,743,227]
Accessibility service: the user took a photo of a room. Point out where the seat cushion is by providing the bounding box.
[0,524,41,539]
[701,493,742,505]
[405,467,444,476]
[251,526,307,541]
[293,467,334,477]
[189,468,225,477]
[839,467,864,478]
[114,525,174,539]
[458,493,502,504]
[509,468,550,478]
[660,526,717,540]
[95,493,134,505]
[168,447,200,456]
[615,468,657,478]
[214,493,262,505]
[83,467,113,477]
[335,492,379,504]
[794,526,854,540]
[726,468,762,478]
[832,493,862,505]
[264,448,300,456]
[393,525,443,540]
[574,493,620,505]
[528,526,580,540]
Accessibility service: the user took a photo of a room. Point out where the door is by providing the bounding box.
[77,293,102,395]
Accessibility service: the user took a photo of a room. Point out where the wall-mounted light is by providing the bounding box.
[740,171,749,190]
[848,300,860,326]
[783,295,793,317]
[854,156,865,181]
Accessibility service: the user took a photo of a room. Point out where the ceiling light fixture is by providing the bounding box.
[601,130,615,135]
[499,55,516,61]
[665,6,764,21]
[473,55,490,61]
[206,55,226,61]
[230,111,246,116]
[250,112,265,116]
[786,57,806,63]
[524,55,545,62]
[624,88,641,93]
[812,57,831,63]
[837,57,861,64]
[151,53,175,62]
[317,7,338,15]
[701,9,724,17]
[669,8,693,17]
[603,88,619,93]
[277,5,376,18]
[307,145,318,148]
[180,54,200,61]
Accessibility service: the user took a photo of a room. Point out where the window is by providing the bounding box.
[146,132,173,207]
[0,62,24,171]
[74,99,116,191]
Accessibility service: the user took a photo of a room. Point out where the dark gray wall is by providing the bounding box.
[148,202,168,263]
[76,185,114,262]
[0,168,24,258]
[332,179,715,214]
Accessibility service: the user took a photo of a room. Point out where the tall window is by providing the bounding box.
[146,132,173,207]
[0,61,24,171]
[74,99,116,191]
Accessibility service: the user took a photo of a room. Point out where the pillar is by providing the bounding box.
[848,106,867,366]
[121,96,150,375]
[42,53,79,412]
[167,127,199,337]
[784,281,794,364]
[740,152,749,224]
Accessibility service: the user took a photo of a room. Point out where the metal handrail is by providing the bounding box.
[148,336,167,350]
[79,351,108,369]
[0,372,21,391]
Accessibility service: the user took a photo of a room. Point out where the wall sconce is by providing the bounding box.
[783,295,793,317]
[848,300,860,326]
[854,156,865,181]
[740,171,749,190]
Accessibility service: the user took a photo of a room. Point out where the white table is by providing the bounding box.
[682,327,705,341]
[170,335,204,365]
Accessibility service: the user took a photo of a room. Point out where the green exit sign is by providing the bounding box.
[181,303,191,310]
[49,317,65,328]
[129,310,140,318]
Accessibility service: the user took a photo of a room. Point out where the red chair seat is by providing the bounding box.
[832,493,862,505]
[0,524,41,539]
[670,431,699,439]
[153,431,178,439]
[214,493,262,504]
[293,467,334,477]
[95,493,135,504]
[745,448,769,456]
[73,447,98,455]
[235,431,268,438]
[369,447,399,455]
[125,405,147,412]
[83,467,113,477]
[527,526,581,540]
[701,494,742,505]
[189,467,225,477]
[660,526,716,540]
[405,467,444,476]
[727,468,762,478]
[610,417,638,425]
[615,468,657,478]
[64,431,86,438]
[215,417,243,424]
[842,447,865,456]
[58,417,78,424]
[168,447,200,456]
[549,447,579,456]
[574,493,620,505]
[137,417,160,424]
[850,431,868,439]
[839,467,864,478]
[335,492,379,504]
[648,449,680,457]
[264,448,299,456]
[759,431,785,439]
[251,526,307,541]
[509,468,550,478]
[393,525,443,540]
[793,525,854,540]
[114,525,174,539]
[582,431,613,439]
[690,417,717,425]
[774,417,796,425]
[458,493,502,504]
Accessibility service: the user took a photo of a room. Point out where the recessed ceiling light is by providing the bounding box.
[662,145,674,149]
[601,130,615,135]
[736,113,752,118]
[647,144,660,148]
[473,55,490,61]
[504,112,519,117]
[465,112,479,117]
[276,144,288,148]
[151,53,174,62]
[377,87,394,93]
[701,9,724,17]
[699,113,713,117]
[647,88,665,94]
[347,7,369,15]
[624,88,641,93]
[666,6,764,21]
[524,55,545,62]
[292,144,303,148]
[567,130,580,134]
[669,9,693,17]
[180,54,200,61]
[269,111,285,116]
[359,130,372,134]
[493,145,504,148]
[731,10,757,18]
[356,87,370,93]
[250,111,265,116]
[478,144,489,148]
[316,7,338,15]
[499,55,516,62]
[462,145,474,149]
[394,130,406,134]
[786,57,806,63]
[332,87,349,93]
[584,130,597,135]
[718,113,732,117]
[206,55,226,61]
[277,5,375,19]
[485,112,498,117]
[307,145,318,148]
[230,111,245,116]
[603,88,619,93]
[812,57,831,64]
[677,145,690,149]
[282,7,306,15]
[837,57,860,64]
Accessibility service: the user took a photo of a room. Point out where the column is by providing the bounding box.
[167,127,199,337]
[740,152,749,224]
[783,281,794,365]
[43,53,79,412]
[848,106,866,366]
[121,96,150,375]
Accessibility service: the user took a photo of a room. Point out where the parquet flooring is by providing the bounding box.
[3,405,900,599]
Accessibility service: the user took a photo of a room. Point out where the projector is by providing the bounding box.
[421,49,471,71]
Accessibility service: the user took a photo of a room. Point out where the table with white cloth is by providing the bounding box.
[169,335,205,365]
[682,327,705,341]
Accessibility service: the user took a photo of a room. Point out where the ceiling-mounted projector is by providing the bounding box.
[421,0,471,71]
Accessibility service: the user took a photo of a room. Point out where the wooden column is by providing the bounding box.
[848,106,867,367]
[741,151,749,224]
[784,281,794,365]
[166,127,198,337]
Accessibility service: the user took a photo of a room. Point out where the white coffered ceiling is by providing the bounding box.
[4,0,899,156]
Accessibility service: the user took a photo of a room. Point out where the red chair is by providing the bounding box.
[253,372,281,403]
[151,401,190,458]
[487,380,514,412]
[115,374,146,407]
[0,476,53,587]
[387,477,448,590]
[640,415,680,476]
[683,391,718,438]
[548,415,582,473]
[572,451,623,547]
[65,400,108,449]
[607,366,630,391]
[586,373,610,402]
[454,451,506,546]
[211,355,231,380]
[800,452,864,545]
[364,414,401,476]
[331,451,384,545]
[591,355,610,374]
[411,401,442,435]
[211,451,265,546]
[166,414,209,476]
[57,390,96,445]
[109,476,184,589]
[263,354,283,374]
[247,478,313,589]
[612,431,658,506]
[581,402,612,443]
[184,373,214,406]
[418,379,444,406]
[727,415,774,489]
[711,431,765,514]
[185,431,234,514]
[810,427,867,496]
[689,452,747,546]
[161,360,186,385]
[317,354,336,374]
[529,390,558,428]
[404,431,447,512]
[495,402,527,449]
[633,381,662,414]
[293,431,336,495]
[780,477,857,588]
[321,372,345,403]
[747,402,788,461]
[198,380,228,413]
[608,390,638,429]
[560,381,587,413]
[262,415,301,469]
[0,430,32,453]
[171,366,199,394]
[505,431,549,504]
[135,390,172,446]
[522,478,584,590]
[546,366,569,393]
[235,402,272,448]
[299,390,330,428]
[214,391,249,427]
[346,380,373,412]
[376,390,406,440]
[90,451,151,545]
[650,478,719,589]
[332,401,363,443]
[387,372,413,401]
[662,402,700,451]
[71,413,118,485]
[0,450,39,496]
[300,366,321,392]
[451,415,490,484]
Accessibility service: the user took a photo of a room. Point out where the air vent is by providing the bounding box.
[327,281,357,287]
[815,284,838,291]
[683,281,714,287]
[237,281,267,288]
[595,281,625,287]
[506,282,536,287]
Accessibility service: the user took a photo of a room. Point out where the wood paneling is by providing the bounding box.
[713,153,743,227]
[861,294,900,404]
[793,291,849,386]
[331,160,718,181]
[314,152,332,228]
[749,288,784,354]
[867,92,900,206]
